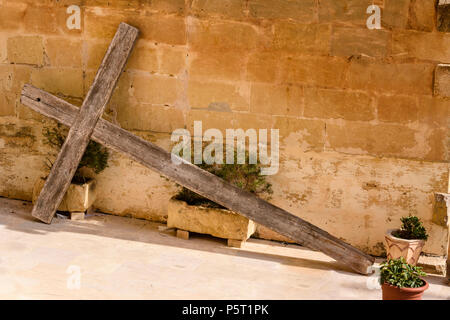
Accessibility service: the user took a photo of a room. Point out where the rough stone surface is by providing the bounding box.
[433,193,450,227]
[418,255,448,276]
[70,211,85,221]
[438,2,450,32]
[434,64,450,97]
[167,198,256,241]
[7,36,44,66]
[408,0,436,32]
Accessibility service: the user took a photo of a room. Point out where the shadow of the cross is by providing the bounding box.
[0,197,358,276]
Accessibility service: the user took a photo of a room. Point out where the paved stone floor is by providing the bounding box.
[0,197,448,300]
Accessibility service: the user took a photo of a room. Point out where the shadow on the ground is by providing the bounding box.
[0,197,362,276]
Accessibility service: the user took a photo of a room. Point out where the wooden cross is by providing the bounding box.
[21,23,374,275]
[30,22,139,224]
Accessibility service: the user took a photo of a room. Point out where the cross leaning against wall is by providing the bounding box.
[20,22,375,275]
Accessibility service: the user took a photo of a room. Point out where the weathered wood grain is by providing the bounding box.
[31,23,139,224]
[21,84,375,275]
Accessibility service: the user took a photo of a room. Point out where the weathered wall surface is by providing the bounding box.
[0,0,448,256]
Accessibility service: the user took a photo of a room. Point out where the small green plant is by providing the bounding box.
[43,124,109,184]
[379,257,426,288]
[174,144,273,208]
[392,216,428,240]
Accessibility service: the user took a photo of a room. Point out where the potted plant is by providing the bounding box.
[32,124,109,219]
[385,215,428,265]
[379,257,428,300]
[167,146,272,247]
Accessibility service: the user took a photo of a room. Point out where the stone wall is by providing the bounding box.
[0,0,449,256]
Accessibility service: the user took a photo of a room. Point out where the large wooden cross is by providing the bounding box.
[21,23,375,275]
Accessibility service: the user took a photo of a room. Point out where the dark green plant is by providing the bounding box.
[174,144,273,208]
[392,216,428,240]
[379,257,426,288]
[43,124,109,184]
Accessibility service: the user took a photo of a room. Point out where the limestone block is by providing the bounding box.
[167,198,256,241]
[23,5,58,34]
[433,193,450,227]
[304,88,374,121]
[326,122,420,159]
[318,0,372,26]
[7,36,44,66]
[70,211,85,221]
[186,109,235,134]
[392,31,450,62]
[331,27,389,58]
[159,47,186,76]
[346,59,434,95]
[189,51,244,81]
[32,178,97,212]
[45,38,82,68]
[383,0,410,29]
[417,255,447,276]
[417,96,450,127]
[150,0,185,14]
[30,67,84,98]
[246,52,279,83]
[438,0,450,32]
[233,112,273,132]
[434,64,450,97]
[272,22,330,55]
[0,3,26,31]
[188,80,249,112]
[191,0,245,20]
[274,117,325,152]
[117,104,184,133]
[250,83,303,117]
[408,0,436,32]
[377,95,418,123]
[131,74,181,105]
[281,56,348,88]
[227,239,244,248]
[176,229,189,240]
[126,42,158,73]
[249,0,315,22]
[189,20,258,53]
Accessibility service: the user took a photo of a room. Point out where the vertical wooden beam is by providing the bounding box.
[31,23,139,224]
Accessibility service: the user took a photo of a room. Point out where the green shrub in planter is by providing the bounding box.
[392,216,428,240]
[174,145,272,208]
[43,123,109,184]
[379,257,426,288]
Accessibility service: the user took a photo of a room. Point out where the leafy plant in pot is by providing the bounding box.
[379,257,428,300]
[167,143,273,246]
[32,124,109,214]
[385,216,428,265]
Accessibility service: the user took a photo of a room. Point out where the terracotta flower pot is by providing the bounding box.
[385,229,425,265]
[381,280,428,300]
